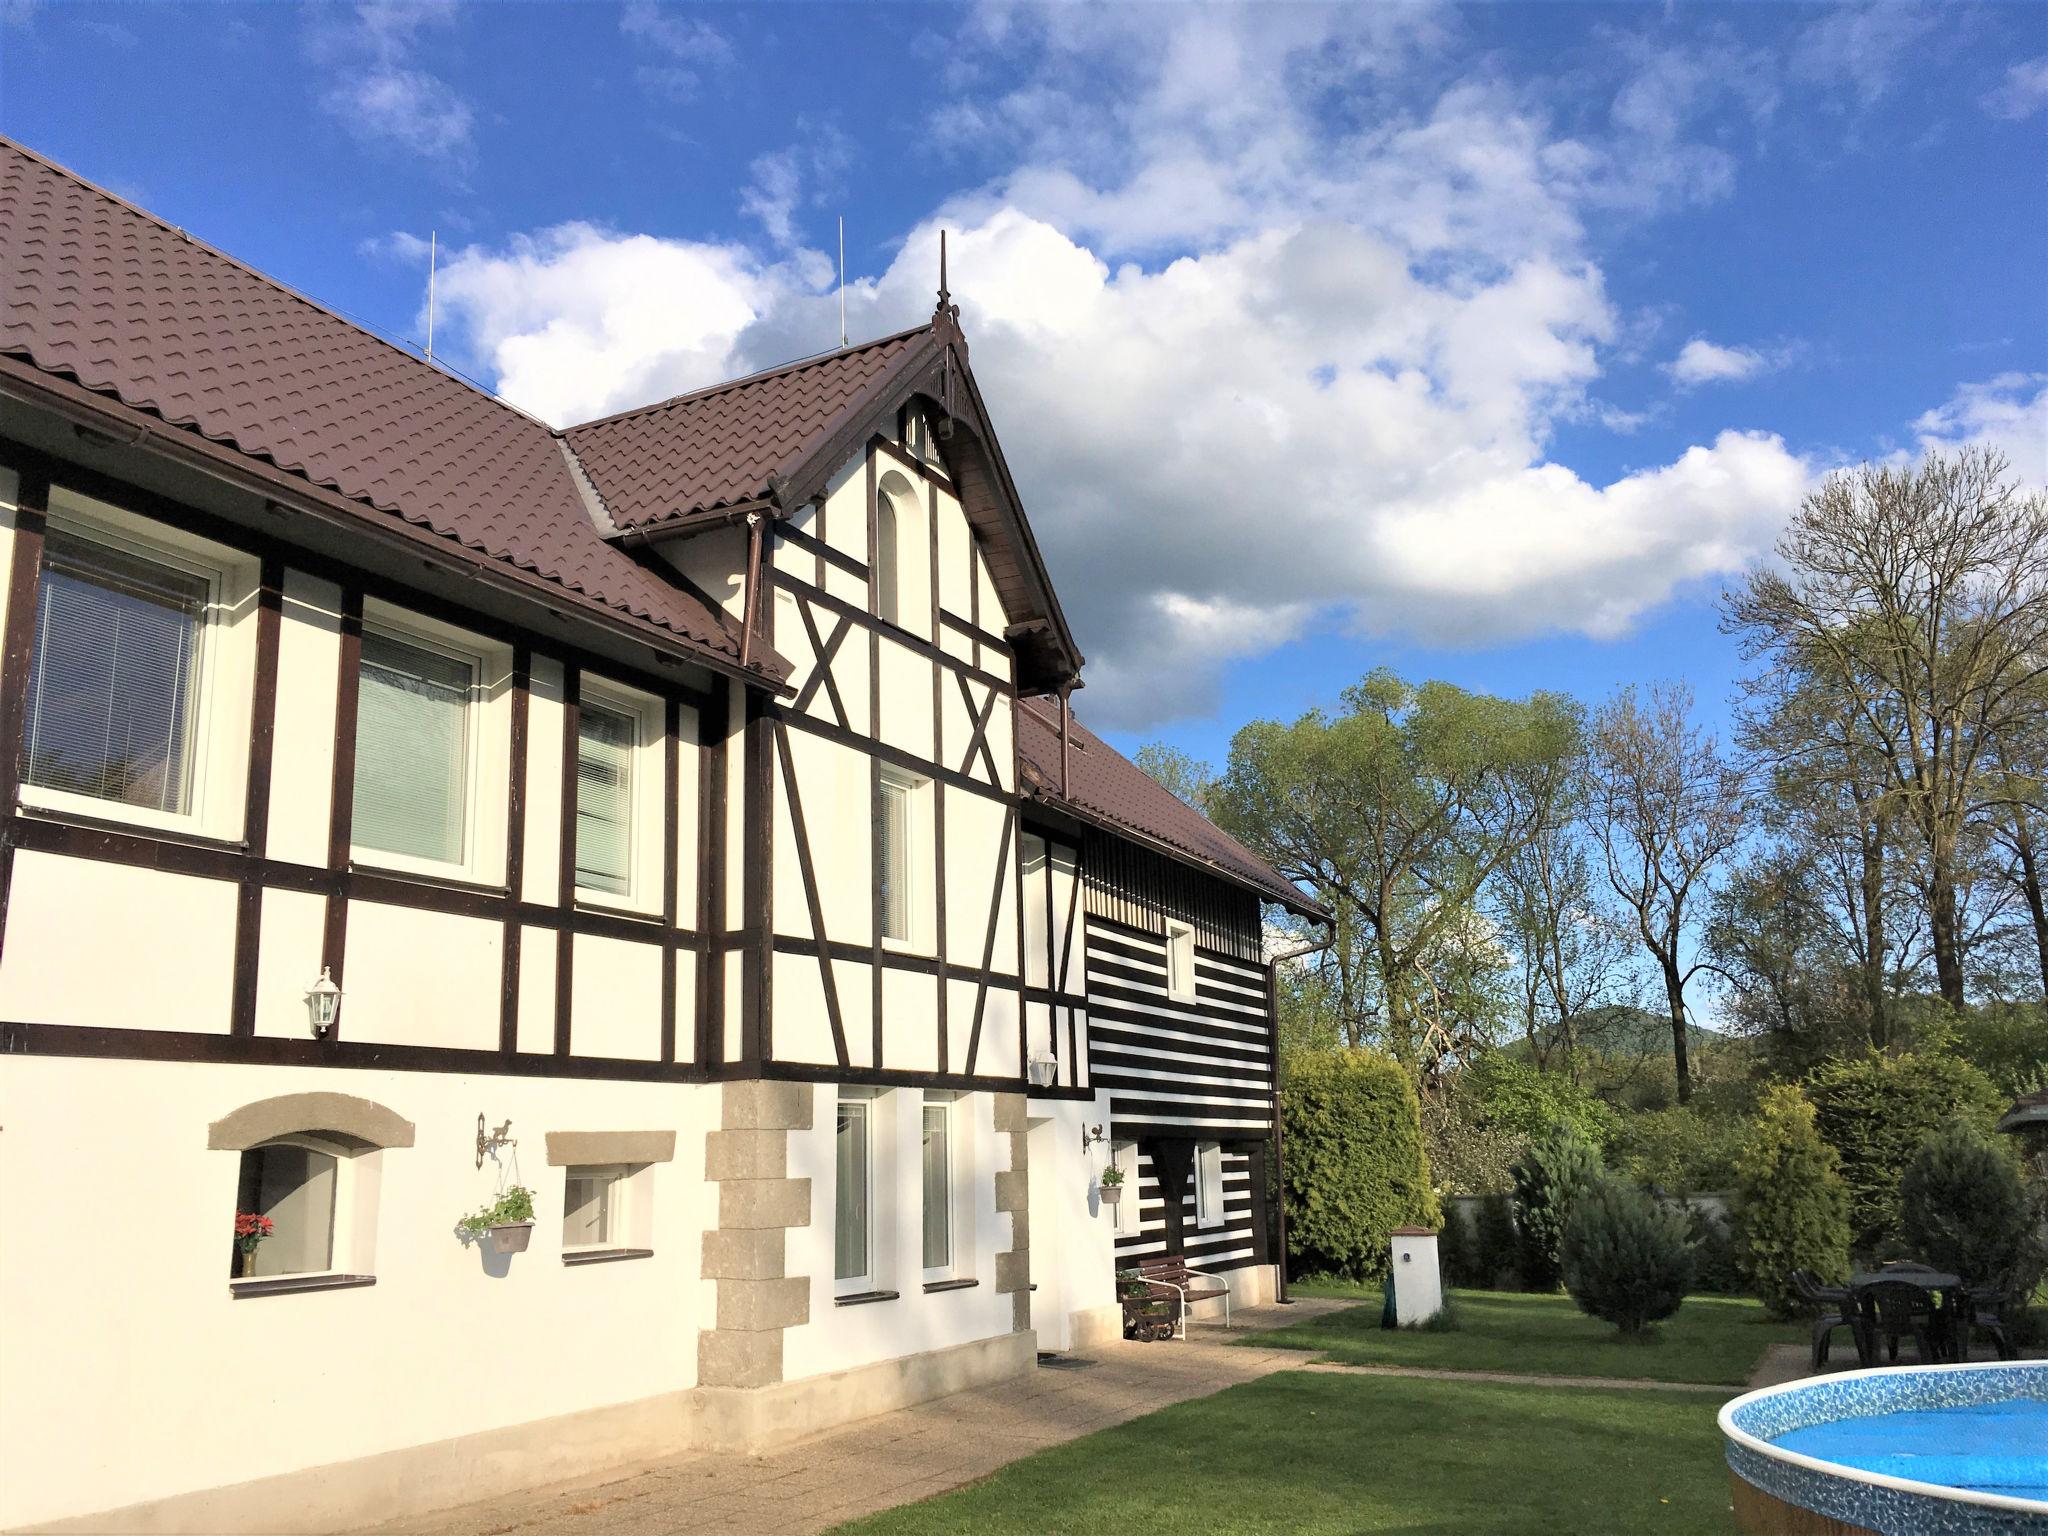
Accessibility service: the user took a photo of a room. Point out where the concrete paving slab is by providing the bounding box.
[371,1299,1348,1536]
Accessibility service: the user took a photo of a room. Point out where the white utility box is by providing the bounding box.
[1389,1226,1443,1326]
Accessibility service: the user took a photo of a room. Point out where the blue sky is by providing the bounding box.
[3,1,2044,770]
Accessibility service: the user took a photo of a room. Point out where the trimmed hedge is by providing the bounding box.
[1804,1051,2004,1254]
[1735,1084,1851,1318]
[1280,1049,1440,1282]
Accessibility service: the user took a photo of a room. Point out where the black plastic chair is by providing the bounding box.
[1861,1280,1940,1365]
[1955,1286,2019,1363]
[1792,1269,1864,1370]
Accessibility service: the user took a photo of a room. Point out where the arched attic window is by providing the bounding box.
[874,488,902,626]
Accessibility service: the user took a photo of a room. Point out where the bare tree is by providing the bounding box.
[1492,807,1633,1073]
[1588,682,1747,1103]
[1724,447,2048,1007]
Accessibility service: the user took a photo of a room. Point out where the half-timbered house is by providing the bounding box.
[0,137,1325,1535]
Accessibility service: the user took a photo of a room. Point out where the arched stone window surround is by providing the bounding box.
[207,1092,415,1152]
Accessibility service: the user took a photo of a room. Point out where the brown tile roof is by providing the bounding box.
[1016,701,1325,918]
[0,137,748,668]
[563,328,930,530]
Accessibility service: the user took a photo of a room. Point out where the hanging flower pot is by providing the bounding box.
[458,1186,537,1257]
[1099,1182,1125,1207]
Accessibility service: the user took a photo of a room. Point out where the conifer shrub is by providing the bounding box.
[1280,1049,1440,1282]
[1901,1117,2041,1291]
[1685,1204,1744,1295]
[1560,1177,1693,1335]
[1436,1200,1480,1287]
[1476,1191,1519,1290]
[1804,1051,2003,1254]
[1511,1124,1603,1291]
[1734,1084,1851,1318]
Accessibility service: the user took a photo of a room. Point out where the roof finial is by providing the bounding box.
[937,228,950,315]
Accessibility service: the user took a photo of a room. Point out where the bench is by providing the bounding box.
[1120,1254,1230,1340]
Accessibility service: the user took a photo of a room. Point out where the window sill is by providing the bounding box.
[922,1278,979,1294]
[348,859,508,900]
[15,799,248,853]
[834,1289,900,1307]
[230,1274,375,1299]
[572,897,664,925]
[562,1247,655,1267]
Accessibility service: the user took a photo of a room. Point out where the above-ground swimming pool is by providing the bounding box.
[1722,1361,2048,1534]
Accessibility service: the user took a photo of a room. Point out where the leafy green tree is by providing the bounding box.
[1608,1105,1747,1194]
[1803,1051,2005,1253]
[1212,671,1581,1075]
[1463,1054,1621,1150]
[1901,1117,2041,1290]
[1561,1178,1693,1335]
[1510,1124,1604,1292]
[1724,448,2048,1008]
[1133,742,1215,813]
[1733,1084,1851,1318]
[1279,1049,1440,1282]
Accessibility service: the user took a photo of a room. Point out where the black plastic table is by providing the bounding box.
[1847,1268,1963,1364]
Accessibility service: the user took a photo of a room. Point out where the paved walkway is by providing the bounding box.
[371,1299,1352,1536]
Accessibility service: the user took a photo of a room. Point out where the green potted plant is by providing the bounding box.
[1098,1162,1126,1207]
[458,1186,536,1254]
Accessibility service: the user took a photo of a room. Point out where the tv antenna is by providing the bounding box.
[837,215,847,348]
[425,230,438,363]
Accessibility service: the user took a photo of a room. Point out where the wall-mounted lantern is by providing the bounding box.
[304,968,342,1035]
[1027,1053,1059,1088]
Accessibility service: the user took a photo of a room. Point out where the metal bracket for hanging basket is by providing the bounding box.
[475,1115,516,1169]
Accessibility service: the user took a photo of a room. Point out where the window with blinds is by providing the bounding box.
[352,628,473,866]
[878,770,913,942]
[575,700,635,897]
[23,528,209,815]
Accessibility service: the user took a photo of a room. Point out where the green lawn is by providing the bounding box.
[831,1372,1735,1535]
[1251,1286,1798,1386]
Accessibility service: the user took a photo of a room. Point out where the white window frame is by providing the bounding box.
[1111,1139,1139,1234]
[1164,919,1197,1000]
[1195,1141,1225,1229]
[232,1132,358,1283]
[878,767,932,954]
[572,676,665,914]
[835,1094,876,1295]
[21,489,259,842]
[562,1162,629,1252]
[349,601,510,886]
[920,1094,954,1281]
[872,471,930,640]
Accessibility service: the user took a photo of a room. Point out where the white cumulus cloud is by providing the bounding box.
[1667,337,1792,387]
[418,6,1829,728]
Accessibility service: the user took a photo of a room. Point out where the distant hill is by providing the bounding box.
[1508,1005,1722,1061]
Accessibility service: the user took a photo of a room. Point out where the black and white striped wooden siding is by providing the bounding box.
[1112,1147,1260,1271]
[1085,919,1273,1138]
[1081,831,1264,964]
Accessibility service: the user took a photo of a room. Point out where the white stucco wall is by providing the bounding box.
[0,1056,715,1530]
[780,1082,1013,1381]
